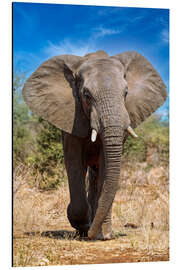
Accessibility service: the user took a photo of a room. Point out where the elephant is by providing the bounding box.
[22,50,167,240]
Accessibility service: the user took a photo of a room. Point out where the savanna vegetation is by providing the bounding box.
[13,73,169,266]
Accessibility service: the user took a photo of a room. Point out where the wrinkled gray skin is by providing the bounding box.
[22,50,167,240]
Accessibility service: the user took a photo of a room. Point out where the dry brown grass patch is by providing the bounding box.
[13,162,169,266]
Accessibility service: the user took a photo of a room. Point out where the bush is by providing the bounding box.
[123,115,169,165]
[13,74,35,167]
[27,118,66,190]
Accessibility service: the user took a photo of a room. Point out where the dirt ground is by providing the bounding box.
[13,163,169,267]
[13,235,169,266]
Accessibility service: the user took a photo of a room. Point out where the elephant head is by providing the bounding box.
[22,50,167,239]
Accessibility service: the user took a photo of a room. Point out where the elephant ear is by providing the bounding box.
[22,55,90,137]
[112,51,167,128]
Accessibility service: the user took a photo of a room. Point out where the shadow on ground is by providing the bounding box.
[24,230,77,240]
[24,230,127,241]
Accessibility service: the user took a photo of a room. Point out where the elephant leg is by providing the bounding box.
[87,166,99,223]
[62,132,91,235]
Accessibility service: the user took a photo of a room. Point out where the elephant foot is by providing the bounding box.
[102,222,112,240]
[88,220,113,240]
[96,231,112,240]
[67,203,91,237]
[88,230,113,240]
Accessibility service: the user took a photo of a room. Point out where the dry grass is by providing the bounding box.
[13,162,169,267]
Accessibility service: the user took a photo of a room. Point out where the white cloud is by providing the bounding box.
[13,51,43,74]
[159,16,169,27]
[15,5,36,32]
[96,6,123,17]
[43,25,122,59]
[43,24,122,59]
[44,40,93,57]
[161,28,169,44]
[42,22,124,61]
[93,26,121,38]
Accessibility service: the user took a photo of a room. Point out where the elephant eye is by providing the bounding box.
[124,87,128,99]
[83,89,91,104]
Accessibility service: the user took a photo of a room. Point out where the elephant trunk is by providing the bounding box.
[88,127,123,239]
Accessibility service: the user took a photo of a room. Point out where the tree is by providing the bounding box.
[13,72,33,165]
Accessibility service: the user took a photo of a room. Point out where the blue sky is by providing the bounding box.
[13,2,169,117]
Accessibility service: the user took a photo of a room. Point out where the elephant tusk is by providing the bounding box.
[91,129,97,142]
[127,126,138,138]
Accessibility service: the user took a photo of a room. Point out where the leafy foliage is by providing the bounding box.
[123,115,169,165]
[28,119,66,190]
[13,73,35,166]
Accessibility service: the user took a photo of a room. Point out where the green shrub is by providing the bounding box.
[123,115,169,165]
[27,118,66,190]
[13,74,35,166]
